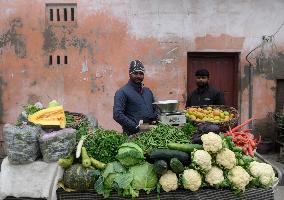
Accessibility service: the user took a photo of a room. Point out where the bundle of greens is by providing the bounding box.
[80,128,128,163]
[15,104,43,126]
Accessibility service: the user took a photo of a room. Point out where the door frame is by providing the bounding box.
[187,52,240,109]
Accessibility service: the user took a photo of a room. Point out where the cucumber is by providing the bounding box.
[170,158,184,174]
[168,143,202,153]
[149,149,189,164]
[153,160,168,176]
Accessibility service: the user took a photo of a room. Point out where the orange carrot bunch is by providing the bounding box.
[224,118,261,157]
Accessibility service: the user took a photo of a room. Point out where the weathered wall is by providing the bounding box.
[1,0,284,140]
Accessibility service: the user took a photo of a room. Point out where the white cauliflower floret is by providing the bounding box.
[182,169,202,191]
[228,166,251,191]
[205,166,224,186]
[193,150,212,172]
[159,170,178,192]
[249,161,276,187]
[216,148,236,169]
[201,132,223,153]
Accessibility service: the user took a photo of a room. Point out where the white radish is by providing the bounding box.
[76,139,84,158]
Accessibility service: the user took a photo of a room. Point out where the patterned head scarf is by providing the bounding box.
[129,60,145,74]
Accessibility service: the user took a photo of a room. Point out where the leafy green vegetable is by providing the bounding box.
[116,143,145,167]
[24,104,42,115]
[82,128,128,163]
[16,104,42,126]
[128,162,158,194]
[75,120,90,141]
[95,161,127,198]
[114,173,133,189]
[65,112,75,127]
[181,122,197,139]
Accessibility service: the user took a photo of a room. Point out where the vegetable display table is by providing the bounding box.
[55,188,274,200]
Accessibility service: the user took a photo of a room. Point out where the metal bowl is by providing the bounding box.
[153,100,179,113]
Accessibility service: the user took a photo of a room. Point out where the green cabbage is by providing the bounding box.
[116,142,145,167]
[102,161,126,189]
[129,162,158,193]
[95,161,126,197]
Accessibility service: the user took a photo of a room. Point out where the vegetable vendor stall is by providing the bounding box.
[0,101,281,200]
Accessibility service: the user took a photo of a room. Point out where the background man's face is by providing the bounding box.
[196,76,209,87]
[130,71,144,84]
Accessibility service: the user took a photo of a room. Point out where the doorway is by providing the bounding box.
[187,52,239,108]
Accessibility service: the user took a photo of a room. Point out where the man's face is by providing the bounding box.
[196,76,209,87]
[130,71,144,84]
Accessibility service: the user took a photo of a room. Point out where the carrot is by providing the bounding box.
[224,132,232,137]
[246,133,254,139]
[230,118,254,133]
[248,145,254,157]
[249,140,256,148]
[242,146,248,155]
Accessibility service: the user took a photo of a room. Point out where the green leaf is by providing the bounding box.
[94,176,105,195]
[103,161,126,178]
[114,173,133,189]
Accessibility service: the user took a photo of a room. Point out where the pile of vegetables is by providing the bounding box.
[93,143,158,198]
[159,132,275,193]
[16,102,270,197]
[10,100,279,198]
[131,123,196,153]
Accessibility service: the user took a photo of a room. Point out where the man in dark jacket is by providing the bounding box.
[113,60,158,135]
[186,69,225,107]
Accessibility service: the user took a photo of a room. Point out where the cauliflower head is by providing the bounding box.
[182,169,202,191]
[216,148,236,169]
[228,166,251,191]
[192,150,212,172]
[201,132,223,153]
[249,161,276,187]
[205,166,224,186]
[159,170,178,192]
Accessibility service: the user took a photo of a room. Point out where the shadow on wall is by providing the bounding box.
[253,113,278,152]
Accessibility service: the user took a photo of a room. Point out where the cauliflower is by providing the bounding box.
[192,150,212,172]
[159,170,178,192]
[216,148,236,169]
[201,132,222,153]
[228,166,251,191]
[182,169,202,191]
[249,161,276,187]
[205,166,224,187]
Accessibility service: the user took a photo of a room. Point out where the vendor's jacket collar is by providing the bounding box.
[197,84,209,94]
[128,80,143,93]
